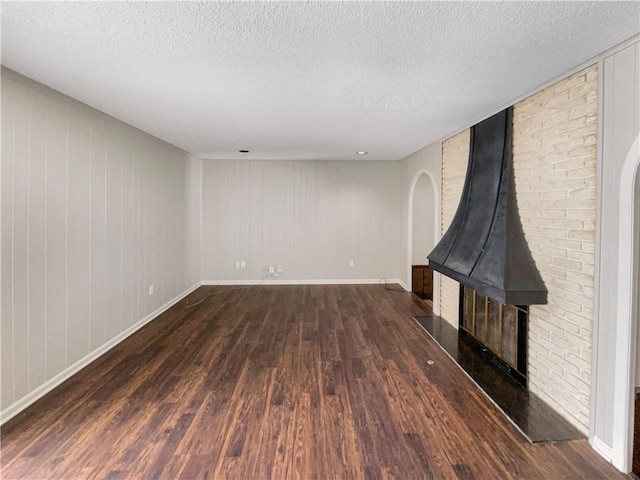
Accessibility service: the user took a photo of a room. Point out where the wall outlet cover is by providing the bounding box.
[148,285,154,295]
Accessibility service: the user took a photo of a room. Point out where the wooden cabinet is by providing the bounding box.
[412,265,433,300]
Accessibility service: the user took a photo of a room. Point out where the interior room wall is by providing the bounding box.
[0,68,202,421]
[399,141,442,299]
[411,175,435,265]
[592,39,640,453]
[201,159,403,284]
[440,65,599,434]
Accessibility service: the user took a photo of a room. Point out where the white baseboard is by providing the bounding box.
[590,435,613,463]
[0,281,202,426]
[201,278,404,286]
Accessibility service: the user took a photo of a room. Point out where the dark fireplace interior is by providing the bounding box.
[459,285,528,387]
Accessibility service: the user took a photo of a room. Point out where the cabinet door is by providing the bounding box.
[424,265,433,300]
[412,266,425,298]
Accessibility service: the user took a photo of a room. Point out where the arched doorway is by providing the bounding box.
[611,135,640,472]
[633,161,640,474]
[407,171,440,314]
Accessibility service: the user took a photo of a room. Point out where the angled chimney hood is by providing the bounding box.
[428,107,547,305]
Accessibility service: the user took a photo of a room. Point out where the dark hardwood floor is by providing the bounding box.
[1,285,629,479]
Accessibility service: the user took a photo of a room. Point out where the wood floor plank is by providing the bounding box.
[0,284,630,479]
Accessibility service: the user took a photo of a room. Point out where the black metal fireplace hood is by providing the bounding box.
[428,107,547,305]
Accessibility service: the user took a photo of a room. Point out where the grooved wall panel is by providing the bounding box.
[201,159,402,282]
[0,68,202,415]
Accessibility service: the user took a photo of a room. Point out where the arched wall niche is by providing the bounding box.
[407,169,440,314]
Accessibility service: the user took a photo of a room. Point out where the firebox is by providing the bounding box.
[459,285,528,386]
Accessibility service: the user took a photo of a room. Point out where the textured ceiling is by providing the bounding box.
[2,1,639,161]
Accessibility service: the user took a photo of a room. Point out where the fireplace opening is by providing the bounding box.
[459,285,528,387]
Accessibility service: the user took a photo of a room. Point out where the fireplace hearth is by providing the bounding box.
[413,310,584,443]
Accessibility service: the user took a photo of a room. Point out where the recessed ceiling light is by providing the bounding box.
[238,149,250,153]
[356,151,368,155]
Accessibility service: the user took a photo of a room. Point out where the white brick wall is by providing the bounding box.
[440,130,469,326]
[513,64,597,433]
[440,65,598,434]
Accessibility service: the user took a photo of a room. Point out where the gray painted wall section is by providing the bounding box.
[0,68,202,416]
[201,159,403,282]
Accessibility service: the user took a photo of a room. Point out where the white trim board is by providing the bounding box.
[0,282,202,426]
[591,436,614,464]
[611,135,640,472]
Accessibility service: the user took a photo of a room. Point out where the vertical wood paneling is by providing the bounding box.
[27,88,47,391]
[1,69,202,415]
[201,159,403,282]
[344,165,357,277]
[306,162,317,276]
[141,139,151,317]
[133,139,142,324]
[156,151,166,305]
[45,96,68,379]
[283,162,296,278]
[66,107,92,365]
[105,124,123,340]
[12,82,30,400]
[121,132,134,329]
[249,161,263,279]
[272,161,285,276]
[2,78,15,407]
[292,162,303,277]
[239,161,252,278]
[262,162,273,275]
[163,152,177,299]
[90,117,106,351]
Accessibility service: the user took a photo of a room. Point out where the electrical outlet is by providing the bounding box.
[148,285,154,296]
[349,260,355,268]
[268,266,275,274]
[240,260,246,269]
[235,261,240,269]
[277,265,283,273]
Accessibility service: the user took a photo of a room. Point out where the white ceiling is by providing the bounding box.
[2,2,639,161]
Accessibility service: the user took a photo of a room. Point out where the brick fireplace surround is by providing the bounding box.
[440,65,598,435]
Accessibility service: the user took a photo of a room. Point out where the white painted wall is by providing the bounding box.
[201,159,402,283]
[591,37,640,468]
[411,174,435,265]
[400,142,442,313]
[0,68,202,421]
